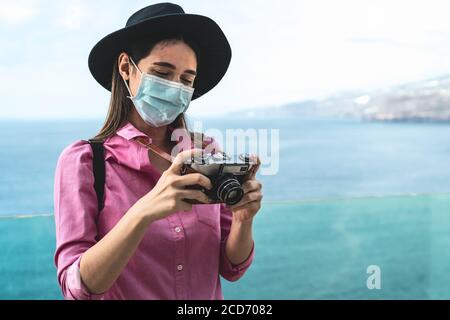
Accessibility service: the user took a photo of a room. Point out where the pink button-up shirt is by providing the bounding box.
[53,121,254,300]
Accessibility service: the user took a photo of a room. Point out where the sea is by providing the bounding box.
[1,116,450,299]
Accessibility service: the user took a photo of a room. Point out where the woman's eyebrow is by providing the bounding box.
[151,61,197,76]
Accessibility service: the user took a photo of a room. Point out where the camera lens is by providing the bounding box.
[216,177,244,206]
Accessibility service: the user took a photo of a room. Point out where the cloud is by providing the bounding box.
[0,2,37,25]
[56,3,89,30]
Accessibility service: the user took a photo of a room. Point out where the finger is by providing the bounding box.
[169,148,205,174]
[177,188,211,204]
[247,155,261,180]
[178,201,193,212]
[231,200,261,213]
[242,180,262,194]
[175,173,213,190]
[230,191,263,210]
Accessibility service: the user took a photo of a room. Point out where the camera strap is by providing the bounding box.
[87,139,105,213]
[134,136,175,163]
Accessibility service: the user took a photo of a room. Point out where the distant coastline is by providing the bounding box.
[230,75,450,123]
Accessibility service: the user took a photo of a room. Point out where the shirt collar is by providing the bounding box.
[115,121,194,153]
[116,121,152,142]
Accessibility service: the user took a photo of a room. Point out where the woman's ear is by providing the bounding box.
[118,53,131,81]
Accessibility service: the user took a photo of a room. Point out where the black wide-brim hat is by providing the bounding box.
[88,2,231,100]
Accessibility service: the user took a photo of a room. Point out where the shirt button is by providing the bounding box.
[177,264,183,271]
[175,227,181,233]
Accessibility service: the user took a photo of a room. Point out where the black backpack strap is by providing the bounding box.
[88,139,105,212]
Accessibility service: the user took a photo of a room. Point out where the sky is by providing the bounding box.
[0,0,449,119]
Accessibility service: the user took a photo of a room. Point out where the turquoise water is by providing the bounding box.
[1,117,450,299]
[224,194,450,299]
[2,194,450,299]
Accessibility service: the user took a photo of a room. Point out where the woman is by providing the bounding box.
[53,3,263,300]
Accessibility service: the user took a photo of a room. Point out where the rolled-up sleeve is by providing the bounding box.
[218,204,255,282]
[53,140,104,300]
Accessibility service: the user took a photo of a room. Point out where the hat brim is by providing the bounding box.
[88,13,231,100]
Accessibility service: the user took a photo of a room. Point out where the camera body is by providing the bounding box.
[181,151,256,206]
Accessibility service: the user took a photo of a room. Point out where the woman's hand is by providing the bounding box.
[229,156,263,222]
[134,148,213,223]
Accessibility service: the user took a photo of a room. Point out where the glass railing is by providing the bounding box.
[1,193,450,299]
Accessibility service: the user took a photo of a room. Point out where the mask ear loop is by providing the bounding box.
[122,56,144,99]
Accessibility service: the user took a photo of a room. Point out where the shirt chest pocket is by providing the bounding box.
[193,204,221,229]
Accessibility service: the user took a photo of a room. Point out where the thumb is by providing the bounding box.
[247,155,261,180]
[168,148,205,175]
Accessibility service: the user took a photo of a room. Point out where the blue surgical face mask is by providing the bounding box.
[123,57,195,127]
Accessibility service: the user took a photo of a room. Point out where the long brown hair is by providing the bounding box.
[91,34,201,141]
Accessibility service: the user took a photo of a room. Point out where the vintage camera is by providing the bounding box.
[180,151,257,206]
